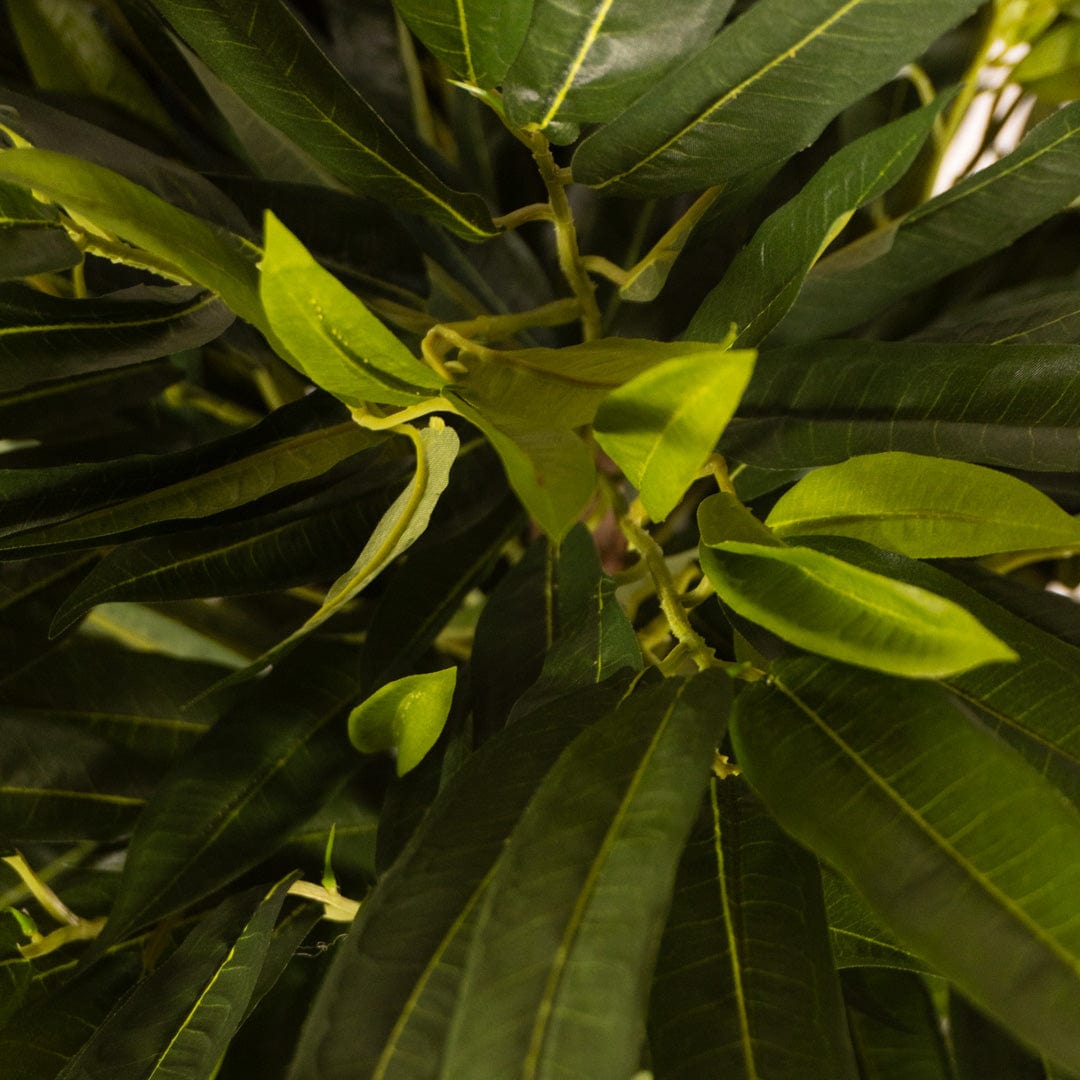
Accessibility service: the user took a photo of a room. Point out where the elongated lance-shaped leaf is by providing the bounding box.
[394,0,533,88]
[259,212,442,407]
[58,877,294,1080]
[0,284,233,393]
[0,178,82,279]
[685,97,948,347]
[572,0,983,196]
[0,148,264,327]
[698,536,1017,678]
[95,642,365,945]
[441,671,729,1079]
[801,535,1080,807]
[951,992,1048,1080]
[147,0,496,240]
[0,423,382,557]
[766,452,1080,557]
[774,100,1080,343]
[724,340,1080,472]
[650,777,858,1079]
[288,678,633,1080]
[731,656,1080,1074]
[503,0,734,143]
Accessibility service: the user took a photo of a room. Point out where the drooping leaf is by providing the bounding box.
[698,537,1017,678]
[0,179,81,279]
[774,100,1080,343]
[288,678,633,1080]
[0,284,233,392]
[394,0,533,88]
[348,667,458,776]
[649,776,858,1079]
[147,0,497,239]
[503,0,734,142]
[594,348,755,522]
[685,97,948,346]
[572,0,983,196]
[765,452,1080,557]
[724,340,1080,472]
[441,672,727,1079]
[731,656,1080,1074]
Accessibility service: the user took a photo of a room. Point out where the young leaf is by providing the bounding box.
[348,667,457,776]
[593,348,755,522]
[649,777,858,1079]
[147,0,497,239]
[394,0,533,88]
[697,491,782,548]
[731,656,1080,1075]
[503,0,734,142]
[765,452,1080,557]
[698,538,1017,678]
[441,671,729,1080]
[775,100,1080,343]
[685,97,949,346]
[259,212,444,407]
[572,0,983,195]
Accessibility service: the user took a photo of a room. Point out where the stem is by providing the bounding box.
[526,131,602,341]
[351,396,456,431]
[493,203,555,230]
[580,255,631,286]
[2,852,81,926]
[438,296,582,344]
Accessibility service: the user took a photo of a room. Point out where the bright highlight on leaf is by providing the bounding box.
[766,452,1080,557]
[348,667,457,776]
[594,348,755,522]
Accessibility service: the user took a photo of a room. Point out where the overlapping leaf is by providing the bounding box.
[0,179,81,279]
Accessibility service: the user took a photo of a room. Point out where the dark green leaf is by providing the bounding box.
[951,992,1047,1080]
[572,0,983,196]
[725,341,1080,472]
[0,179,81,279]
[148,0,497,239]
[775,101,1080,343]
[650,777,858,1079]
[731,656,1080,1074]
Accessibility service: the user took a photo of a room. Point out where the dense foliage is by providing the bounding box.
[2,1,1080,1077]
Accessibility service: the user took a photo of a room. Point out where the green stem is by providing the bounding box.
[2,852,81,926]
[351,397,457,431]
[493,203,556,230]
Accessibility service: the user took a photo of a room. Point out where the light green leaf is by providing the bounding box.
[58,877,294,1080]
[697,491,781,547]
[594,348,755,522]
[394,0,533,88]
[650,777,858,1079]
[698,538,1017,678]
[685,97,948,346]
[259,212,442,407]
[442,672,728,1080]
[572,0,983,196]
[766,452,1080,557]
[774,100,1080,343]
[148,0,497,239]
[503,0,733,142]
[349,667,457,776]
[1014,20,1080,103]
[731,656,1080,1074]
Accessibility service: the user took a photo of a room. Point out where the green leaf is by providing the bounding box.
[0,179,82,279]
[288,678,633,1080]
[725,340,1080,472]
[348,667,457,776]
[951,993,1048,1080]
[649,777,858,1079]
[697,491,782,547]
[259,212,442,407]
[685,97,948,346]
[1013,20,1080,104]
[58,877,294,1080]
[593,348,755,522]
[147,0,497,239]
[0,284,233,392]
[766,452,1080,557]
[394,0,533,88]
[96,642,365,944]
[572,0,983,196]
[503,0,733,142]
[731,656,1080,1074]
[698,537,1017,678]
[775,101,1080,343]
[441,672,727,1079]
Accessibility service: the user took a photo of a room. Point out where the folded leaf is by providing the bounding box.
[572,0,983,195]
[766,452,1080,557]
[594,348,755,522]
[698,537,1017,678]
[731,656,1080,1075]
